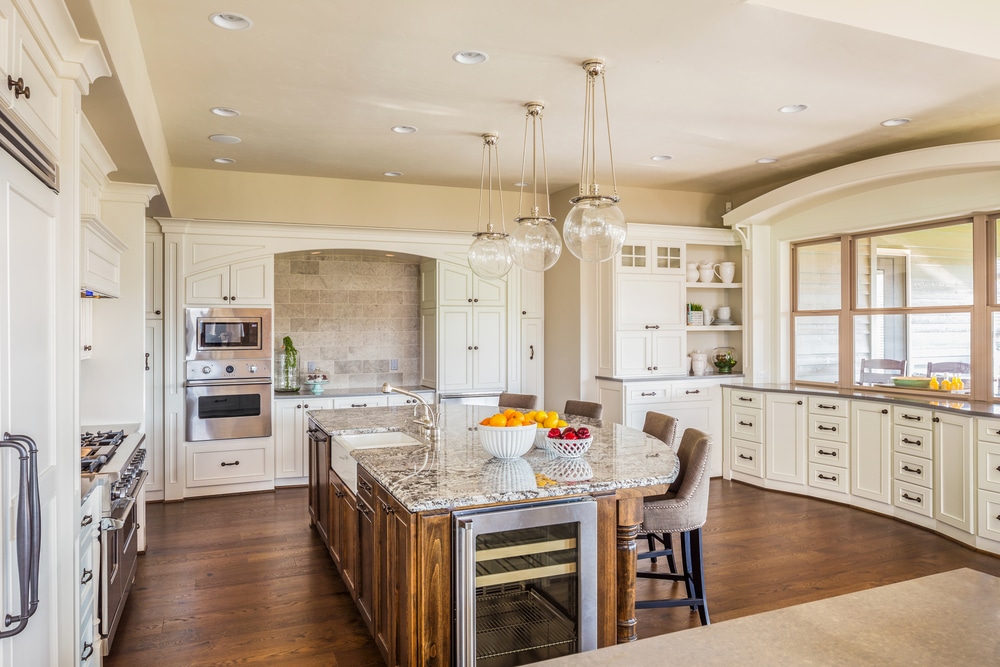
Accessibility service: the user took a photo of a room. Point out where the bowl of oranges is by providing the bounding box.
[477,409,538,459]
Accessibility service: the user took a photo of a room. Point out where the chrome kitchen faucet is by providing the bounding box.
[382,383,440,441]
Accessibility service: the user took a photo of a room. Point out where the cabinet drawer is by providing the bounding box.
[333,396,389,409]
[730,407,762,443]
[187,442,270,487]
[357,467,376,505]
[894,453,933,488]
[979,441,1000,493]
[808,463,848,494]
[809,440,847,468]
[978,489,1000,542]
[807,396,849,416]
[808,414,848,443]
[729,390,762,408]
[731,440,762,478]
[894,426,931,458]
[894,481,932,517]
[628,386,668,402]
[671,383,718,402]
[977,418,1000,444]
[387,392,434,407]
[893,406,932,428]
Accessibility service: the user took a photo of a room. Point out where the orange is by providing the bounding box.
[480,417,491,426]
[503,408,516,418]
[489,413,507,427]
[506,416,523,427]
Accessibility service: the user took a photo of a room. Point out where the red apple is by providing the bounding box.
[576,427,590,439]
[563,432,578,440]
[548,427,562,438]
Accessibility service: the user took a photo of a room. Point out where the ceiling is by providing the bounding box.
[95,0,1000,203]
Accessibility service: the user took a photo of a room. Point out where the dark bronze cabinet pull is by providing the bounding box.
[529,345,534,360]
[738,420,753,427]
[932,417,940,423]
[902,492,922,502]
[359,479,373,494]
[645,324,660,329]
[901,414,922,421]
[817,403,837,410]
[351,403,368,408]
[797,400,803,405]
[817,449,837,457]
[7,76,29,99]
[817,425,837,432]
[817,473,837,481]
[641,391,656,397]
[145,353,150,371]
[220,460,240,467]
[686,389,700,395]
[901,465,922,474]
[738,396,753,402]
[901,437,922,446]
[738,453,753,460]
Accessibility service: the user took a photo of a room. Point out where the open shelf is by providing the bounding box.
[687,282,742,289]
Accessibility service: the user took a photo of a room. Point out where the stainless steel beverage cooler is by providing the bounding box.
[453,497,598,665]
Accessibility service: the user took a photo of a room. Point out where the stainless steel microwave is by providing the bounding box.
[185,307,272,360]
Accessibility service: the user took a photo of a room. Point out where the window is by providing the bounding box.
[793,218,982,398]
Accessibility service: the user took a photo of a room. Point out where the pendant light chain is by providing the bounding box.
[601,71,619,198]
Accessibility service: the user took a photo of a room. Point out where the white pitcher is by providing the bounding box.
[690,352,708,376]
[698,266,715,282]
[715,261,736,284]
[686,263,699,282]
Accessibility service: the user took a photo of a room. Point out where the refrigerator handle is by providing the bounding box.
[454,516,477,666]
[0,433,41,639]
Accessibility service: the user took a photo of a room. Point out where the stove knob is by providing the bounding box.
[202,366,212,375]
[225,365,235,374]
[249,364,258,373]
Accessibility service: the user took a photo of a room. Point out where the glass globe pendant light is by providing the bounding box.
[510,102,562,272]
[564,59,627,263]
[468,133,514,279]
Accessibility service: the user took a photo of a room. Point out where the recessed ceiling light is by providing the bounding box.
[756,157,779,164]
[650,155,672,162]
[514,181,529,187]
[779,104,808,114]
[211,106,241,118]
[881,117,911,127]
[385,253,395,257]
[383,171,403,177]
[209,12,253,30]
[209,134,241,144]
[309,251,322,255]
[213,157,235,164]
[391,126,417,134]
[452,50,489,65]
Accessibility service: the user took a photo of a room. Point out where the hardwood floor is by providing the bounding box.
[105,481,1000,665]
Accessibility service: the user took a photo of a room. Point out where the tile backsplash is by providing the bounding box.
[273,251,421,389]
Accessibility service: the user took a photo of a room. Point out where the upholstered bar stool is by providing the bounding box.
[641,411,679,571]
[498,392,538,411]
[563,400,603,420]
[636,428,713,625]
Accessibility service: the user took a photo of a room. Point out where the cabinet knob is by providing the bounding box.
[468,346,473,350]
[296,404,302,409]
[881,409,888,414]
[474,346,479,350]
[652,366,658,370]
[230,296,236,302]
[932,417,940,423]
[155,310,161,315]
[304,404,309,409]
[473,298,479,303]
[7,75,29,99]
[522,310,527,315]
[468,298,473,303]
[797,400,803,405]
[647,367,653,371]
[83,345,93,351]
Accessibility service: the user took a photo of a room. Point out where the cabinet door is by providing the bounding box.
[650,330,686,375]
[851,402,892,506]
[473,307,505,389]
[474,274,506,306]
[185,265,230,305]
[144,320,164,495]
[145,234,163,317]
[519,268,543,317]
[933,412,974,533]
[439,307,473,389]
[616,331,652,376]
[230,257,272,304]
[9,10,60,153]
[521,319,543,405]
[80,298,93,359]
[274,400,303,480]
[617,274,684,329]
[765,394,807,485]
[356,495,375,632]
[439,262,475,305]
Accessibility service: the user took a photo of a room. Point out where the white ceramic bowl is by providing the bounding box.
[534,427,551,450]
[542,456,594,482]
[478,424,536,459]
[481,457,537,492]
[546,436,594,458]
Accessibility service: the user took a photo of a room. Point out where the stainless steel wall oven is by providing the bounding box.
[185,307,273,442]
[453,497,598,666]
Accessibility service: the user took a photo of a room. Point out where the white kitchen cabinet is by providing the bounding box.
[333,396,389,409]
[81,216,127,298]
[386,389,435,407]
[185,437,274,496]
[79,484,101,666]
[933,410,974,533]
[615,329,686,376]
[518,267,543,318]
[80,298,94,360]
[144,319,164,498]
[726,388,764,481]
[275,397,334,485]
[850,401,892,509]
[2,5,60,155]
[438,305,505,392]
[184,256,273,306]
[764,393,806,486]
[520,318,544,405]
[145,232,163,317]
[437,261,505,307]
[617,274,684,330]
[617,239,683,274]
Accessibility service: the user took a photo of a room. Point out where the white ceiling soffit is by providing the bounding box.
[747,0,1000,60]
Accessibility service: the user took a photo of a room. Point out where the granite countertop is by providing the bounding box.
[273,384,434,400]
[535,568,1000,666]
[725,381,1000,418]
[307,403,679,513]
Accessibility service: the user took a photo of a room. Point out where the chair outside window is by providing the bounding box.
[926,361,970,377]
[858,358,906,385]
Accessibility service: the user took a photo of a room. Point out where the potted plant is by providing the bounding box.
[687,303,704,326]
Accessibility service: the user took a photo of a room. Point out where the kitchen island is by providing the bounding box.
[306,402,680,665]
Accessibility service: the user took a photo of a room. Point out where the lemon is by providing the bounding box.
[489,413,507,427]
[542,415,558,428]
[534,411,549,423]
[556,419,567,427]
[525,411,537,422]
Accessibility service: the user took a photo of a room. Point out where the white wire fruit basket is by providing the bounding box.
[545,436,593,458]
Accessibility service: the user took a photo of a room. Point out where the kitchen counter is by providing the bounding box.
[307,402,678,513]
[725,381,1000,417]
[273,384,433,399]
[535,568,1000,666]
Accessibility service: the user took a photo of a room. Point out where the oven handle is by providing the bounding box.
[186,379,273,387]
[102,469,148,531]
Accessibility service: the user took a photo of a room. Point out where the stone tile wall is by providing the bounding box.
[273,251,421,389]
